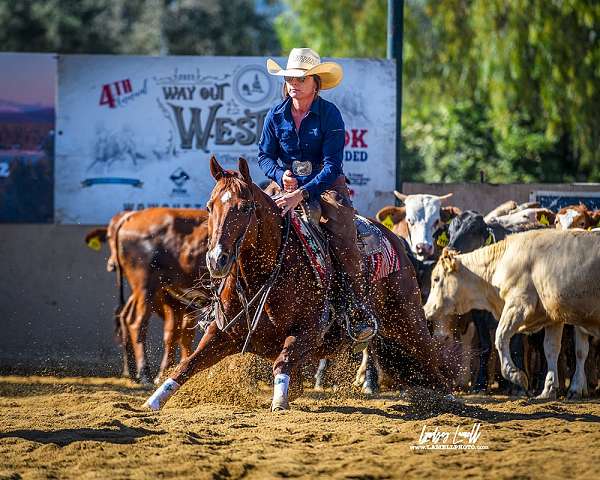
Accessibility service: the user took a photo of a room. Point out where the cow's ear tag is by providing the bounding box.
[436,231,449,247]
[539,214,550,226]
[382,215,394,231]
[484,232,494,246]
[87,236,102,251]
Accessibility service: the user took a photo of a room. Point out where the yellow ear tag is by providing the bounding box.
[539,214,550,226]
[382,215,395,231]
[485,233,494,246]
[87,236,102,251]
[436,231,449,247]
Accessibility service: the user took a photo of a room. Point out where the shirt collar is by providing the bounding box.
[274,96,321,116]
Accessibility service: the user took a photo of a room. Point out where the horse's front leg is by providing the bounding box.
[272,333,317,411]
[143,321,239,410]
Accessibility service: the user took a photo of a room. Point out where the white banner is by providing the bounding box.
[56,55,395,224]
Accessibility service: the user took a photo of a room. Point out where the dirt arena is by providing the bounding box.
[1,356,600,480]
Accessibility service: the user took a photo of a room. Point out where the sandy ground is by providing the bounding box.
[1,359,600,480]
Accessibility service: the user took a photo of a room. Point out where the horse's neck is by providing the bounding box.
[238,187,283,285]
[459,241,507,284]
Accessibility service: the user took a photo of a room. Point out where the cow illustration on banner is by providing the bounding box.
[56,55,395,224]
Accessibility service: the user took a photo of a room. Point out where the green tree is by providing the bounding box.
[0,0,280,55]
[275,0,600,183]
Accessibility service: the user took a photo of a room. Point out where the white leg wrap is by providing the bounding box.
[143,378,180,411]
[271,373,290,411]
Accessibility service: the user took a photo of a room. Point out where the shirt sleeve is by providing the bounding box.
[302,105,345,201]
[257,109,286,187]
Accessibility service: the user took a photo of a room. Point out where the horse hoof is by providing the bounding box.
[362,385,374,395]
[313,385,324,392]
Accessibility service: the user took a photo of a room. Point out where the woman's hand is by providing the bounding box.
[275,189,304,216]
[282,170,298,192]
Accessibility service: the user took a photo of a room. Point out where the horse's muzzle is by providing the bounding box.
[206,246,234,278]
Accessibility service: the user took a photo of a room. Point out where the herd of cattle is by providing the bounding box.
[85,191,600,400]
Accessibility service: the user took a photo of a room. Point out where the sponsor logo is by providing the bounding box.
[410,423,489,451]
[100,79,148,109]
[170,167,190,196]
[232,65,274,107]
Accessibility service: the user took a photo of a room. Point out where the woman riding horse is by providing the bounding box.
[258,47,376,343]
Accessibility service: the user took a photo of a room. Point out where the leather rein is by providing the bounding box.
[210,197,292,354]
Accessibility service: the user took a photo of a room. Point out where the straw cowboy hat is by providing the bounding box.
[266,48,343,90]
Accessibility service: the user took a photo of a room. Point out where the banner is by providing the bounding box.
[56,55,395,224]
[0,53,55,223]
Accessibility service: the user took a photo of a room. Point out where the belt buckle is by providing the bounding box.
[292,160,312,176]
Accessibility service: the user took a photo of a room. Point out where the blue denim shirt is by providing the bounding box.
[257,96,345,201]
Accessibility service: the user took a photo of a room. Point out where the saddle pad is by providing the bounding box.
[290,211,329,288]
[368,233,402,284]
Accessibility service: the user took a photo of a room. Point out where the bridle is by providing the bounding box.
[208,186,291,353]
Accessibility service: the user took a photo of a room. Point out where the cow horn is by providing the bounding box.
[394,190,407,203]
[438,193,453,203]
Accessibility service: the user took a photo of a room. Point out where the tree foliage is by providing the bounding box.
[0,0,280,55]
[275,0,600,182]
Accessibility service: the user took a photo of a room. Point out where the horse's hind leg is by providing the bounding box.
[143,321,238,410]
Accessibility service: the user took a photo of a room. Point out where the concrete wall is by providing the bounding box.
[401,182,600,214]
[0,224,163,376]
[2,182,600,376]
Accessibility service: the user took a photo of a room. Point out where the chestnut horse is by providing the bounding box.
[144,156,459,411]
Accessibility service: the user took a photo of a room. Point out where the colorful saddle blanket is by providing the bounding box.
[290,212,402,287]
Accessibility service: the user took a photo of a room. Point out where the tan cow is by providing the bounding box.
[424,230,600,399]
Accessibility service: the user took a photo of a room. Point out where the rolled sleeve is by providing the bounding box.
[302,108,345,200]
[257,109,286,187]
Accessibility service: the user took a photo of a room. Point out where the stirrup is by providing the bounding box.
[345,310,378,344]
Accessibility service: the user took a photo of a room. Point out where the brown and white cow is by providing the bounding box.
[85,208,211,384]
[424,230,600,400]
[376,191,460,261]
[555,204,600,230]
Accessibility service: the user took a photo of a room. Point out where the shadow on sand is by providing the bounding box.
[0,420,164,446]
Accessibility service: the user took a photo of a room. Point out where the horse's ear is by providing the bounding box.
[238,157,252,185]
[210,155,225,180]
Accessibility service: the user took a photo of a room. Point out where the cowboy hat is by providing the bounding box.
[266,48,343,90]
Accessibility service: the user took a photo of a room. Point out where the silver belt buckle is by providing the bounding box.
[292,160,312,176]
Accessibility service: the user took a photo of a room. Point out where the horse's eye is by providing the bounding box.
[206,204,212,213]
[433,277,440,283]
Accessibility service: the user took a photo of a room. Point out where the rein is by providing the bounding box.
[211,207,292,354]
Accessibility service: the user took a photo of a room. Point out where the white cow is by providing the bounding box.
[393,191,454,260]
[424,229,600,399]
